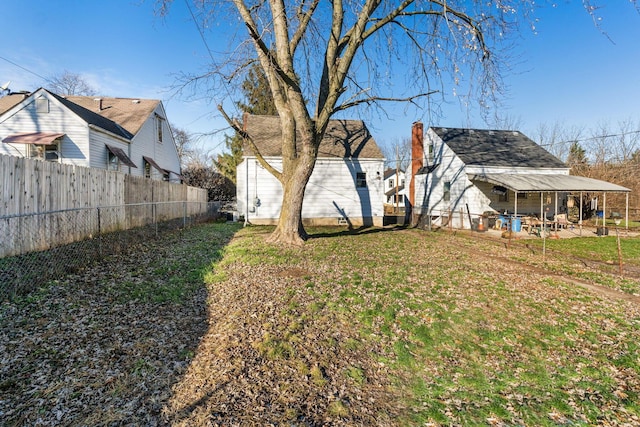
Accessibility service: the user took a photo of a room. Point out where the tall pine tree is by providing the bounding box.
[216,64,276,183]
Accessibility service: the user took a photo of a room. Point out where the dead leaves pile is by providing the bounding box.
[2,225,640,426]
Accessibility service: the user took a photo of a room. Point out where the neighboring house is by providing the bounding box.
[0,88,181,182]
[383,167,406,208]
[237,114,386,226]
[409,123,631,228]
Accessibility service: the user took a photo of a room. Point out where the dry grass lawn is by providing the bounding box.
[1,223,639,426]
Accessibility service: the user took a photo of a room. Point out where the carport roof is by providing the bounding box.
[469,173,630,193]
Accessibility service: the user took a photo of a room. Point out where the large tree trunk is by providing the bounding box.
[267,149,317,246]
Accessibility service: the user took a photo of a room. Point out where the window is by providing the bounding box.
[400,178,405,187]
[29,144,59,162]
[108,151,120,171]
[427,143,434,161]
[156,114,165,143]
[388,178,394,189]
[36,97,49,113]
[356,172,367,188]
[499,192,509,202]
[144,160,151,178]
[163,171,170,181]
[443,181,451,202]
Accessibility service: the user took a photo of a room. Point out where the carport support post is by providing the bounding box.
[603,193,607,230]
[626,193,629,231]
[579,192,583,236]
[540,192,543,221]
[554,192,558,231]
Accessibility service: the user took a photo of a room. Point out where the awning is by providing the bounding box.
[3,132,65,145]
[165,170,183,180]
[143,156,167,174]
[469,173,630,193]
[106,144,137,168]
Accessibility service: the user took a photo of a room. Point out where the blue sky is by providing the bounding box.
[1,1,639,157]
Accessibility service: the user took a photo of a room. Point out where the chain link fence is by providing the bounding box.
[0,201,223,300]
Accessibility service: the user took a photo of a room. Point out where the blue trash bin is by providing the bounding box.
[511,217,522,232]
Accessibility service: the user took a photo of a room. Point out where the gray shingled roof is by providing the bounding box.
[243,114,384,159]
[431,127,566,169]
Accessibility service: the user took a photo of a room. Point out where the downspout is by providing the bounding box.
[244,159,250,227]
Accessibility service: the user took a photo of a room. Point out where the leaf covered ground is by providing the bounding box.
[1,223,640,426]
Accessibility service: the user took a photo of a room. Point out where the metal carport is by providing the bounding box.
[468,173,631,230]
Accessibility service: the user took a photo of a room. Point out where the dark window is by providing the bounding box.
[156,115,165,143]
[144,160,151,178]
[356,172,367,188]
[108,151,119,171]
[443,181,451,202]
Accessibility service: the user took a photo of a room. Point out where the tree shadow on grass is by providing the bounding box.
[308,224,409,239]
[0,222,241,426]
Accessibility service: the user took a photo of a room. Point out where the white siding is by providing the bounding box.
[384,171,406,206]
[88,129,133,173]
[127,104,181,181]
[237,156,385,226]
[415,129,492,228]
[0,91,90,166]
[414,128,574,229]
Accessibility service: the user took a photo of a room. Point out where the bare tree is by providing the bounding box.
[380,137,411,173]
[161,0,636,245]
[533,121,584,162]
[171,124,196,168]
[47,70,97,96]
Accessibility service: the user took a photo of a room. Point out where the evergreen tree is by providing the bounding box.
[215,63,276,183]
[566,141,588,173]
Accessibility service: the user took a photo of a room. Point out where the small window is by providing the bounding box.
[427,143,434,161]
[29,144,59,161]
[163,171,170,182]
[144,160,151,178]
[388,178,394,189]
[443,181,451,202]
[36,98,49,113]
[400,179,405,187]
[156,115,165,143]
[356,172,367,188]
[108,151,120,171]
[499,192,509,202]
[517,192,527,199]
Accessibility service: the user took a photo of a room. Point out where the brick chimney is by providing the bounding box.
[409,121,424,207]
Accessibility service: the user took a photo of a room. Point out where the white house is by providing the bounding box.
[409,122,631,229]
[383,167,406,209]
[237,114,386,227]
[0,88,181,182]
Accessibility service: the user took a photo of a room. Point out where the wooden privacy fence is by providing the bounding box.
[0,154,208,257]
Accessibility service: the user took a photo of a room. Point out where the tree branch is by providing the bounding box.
[333,91,438,113]
[290,0,320,53]
[217,104,283,181]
